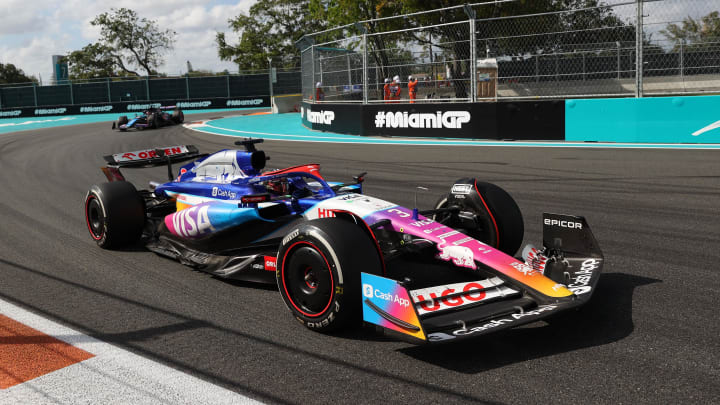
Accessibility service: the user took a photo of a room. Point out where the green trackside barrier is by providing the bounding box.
[565,95,720,143]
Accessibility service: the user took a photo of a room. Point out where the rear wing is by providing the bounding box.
[103,145,201,168]
[102,145,204,182]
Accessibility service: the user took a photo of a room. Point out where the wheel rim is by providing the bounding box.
[303,267,319,289]
[282,242,334,317]
[85,195,104,240]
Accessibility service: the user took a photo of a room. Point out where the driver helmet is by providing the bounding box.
[316,81,322,88]
[267,179,288,195]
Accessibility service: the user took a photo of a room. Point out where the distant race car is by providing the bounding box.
[112,106,184,131]
[84,139,603,344]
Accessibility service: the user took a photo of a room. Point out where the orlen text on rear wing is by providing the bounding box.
[104,145,201,167]
[101,145,204,182]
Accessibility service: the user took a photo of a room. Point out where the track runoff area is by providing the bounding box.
[2,106,719,149]
[0,109,718,403]
[0,299,258,404]
[0,108,269,135]
[185,112,720,149]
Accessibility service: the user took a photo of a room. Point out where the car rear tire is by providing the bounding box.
[147,113,157,129]
[117,115,128,126]
[172,108,184,124]
[85,182,145,249]
[276,218,382,332]
[433,179,524,256]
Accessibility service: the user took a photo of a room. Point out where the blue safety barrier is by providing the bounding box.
[565,95,720,143]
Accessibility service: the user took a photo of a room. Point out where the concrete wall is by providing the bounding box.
[272,94,302,113]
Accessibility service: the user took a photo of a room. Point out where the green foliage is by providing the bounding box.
[308,0,403,37]
[0,62,36,84]
[661,11,720,50]
[308,0,404,77]
[91,8,176,76]
[399,0,632,54]
[216,0,326,70]
[66,44,118,79]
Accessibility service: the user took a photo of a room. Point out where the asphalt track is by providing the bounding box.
[0,112,718,404]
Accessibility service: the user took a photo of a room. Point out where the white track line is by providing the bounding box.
[0,298,260,404]
[186,123,720,149]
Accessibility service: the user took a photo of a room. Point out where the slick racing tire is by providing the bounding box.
[277,218,382,332]
[172,108,184,124]
[117,115,128,126]
[433,179,524,256]
[147,113,157,129]
[85,181,145,249]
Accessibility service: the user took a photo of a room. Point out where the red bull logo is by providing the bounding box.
[436,241,476,269]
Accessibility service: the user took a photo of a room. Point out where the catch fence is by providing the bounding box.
[0,69,301,109]
[299,0,720,103]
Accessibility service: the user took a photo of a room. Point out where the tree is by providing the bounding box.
[217,0,326,71]
[65,43,118,79]
[661,11,720,50]
[308,0,404,78]
[91,8,176,76]
[0,62,36,84]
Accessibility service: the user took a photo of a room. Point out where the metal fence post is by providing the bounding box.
[186,76,190,100]
[430,32,437,90]
[362,33,368,104]
[469,18,477,102]
[318,58,323,90]
[268,58,274,107]
[375,66,378,95]
[310,45,316,103]
[635,0,643,98]
[145,76,150,101]
[617,42,621,79]
[226,73,231,97]
[679,39,684,80]
[33,82,38,106]
[346,53,352,87]
[463,5,476,102]
[107,78,111,102]
[69,80,74,105]
[0,89,3,109]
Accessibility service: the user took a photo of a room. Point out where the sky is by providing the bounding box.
[0,0,713,84]
[0,0,257,84]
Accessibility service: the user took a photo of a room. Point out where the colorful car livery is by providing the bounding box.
[84,138,603,344]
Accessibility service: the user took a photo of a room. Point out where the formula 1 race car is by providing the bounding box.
[112,106,184,131]
[84,139,603,343]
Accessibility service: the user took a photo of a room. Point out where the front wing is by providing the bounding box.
[360,213,603,343]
